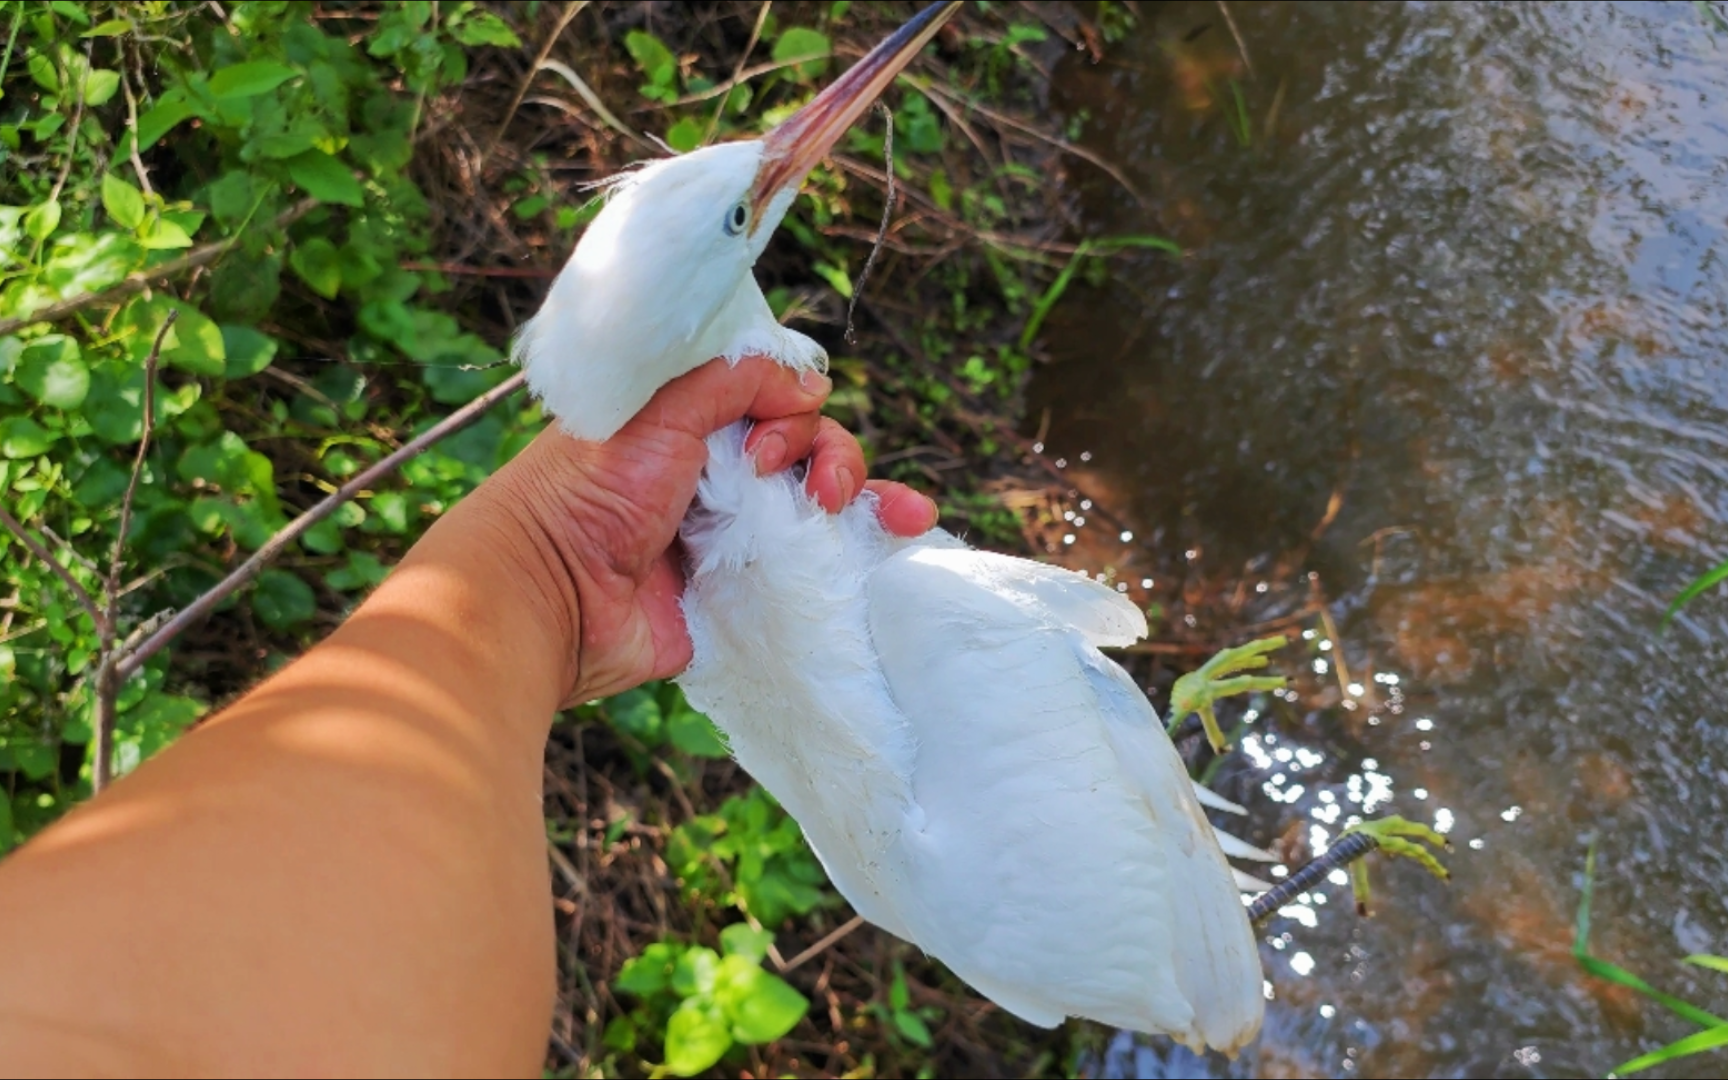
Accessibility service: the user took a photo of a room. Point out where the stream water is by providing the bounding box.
[1033,2,1728,1076]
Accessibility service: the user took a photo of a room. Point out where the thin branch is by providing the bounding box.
[702,0,771,147]
[0,198,318,337]
[114,371,528,680]
[0,505,105,632]
[776,915,865,975]
[108,311,175,614]
[117,36,156,197]
[535,58,655,151]
[486,0,587,161]
[1216,0,1256,81]
[845,102,894,345]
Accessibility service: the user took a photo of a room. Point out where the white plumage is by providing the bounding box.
[514,1,1267,1055]
[677,427,1264,1053]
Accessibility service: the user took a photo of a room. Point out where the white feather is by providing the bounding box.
[678,429,1266,1056]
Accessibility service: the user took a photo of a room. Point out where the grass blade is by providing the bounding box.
[1661,558,1728,628]
[1019,236,1181,349]
[1613,1024,1728,1078]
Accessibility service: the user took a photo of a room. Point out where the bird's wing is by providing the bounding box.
[866,546,1264,1054]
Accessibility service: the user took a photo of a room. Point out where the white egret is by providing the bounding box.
[517,2,1277,1054]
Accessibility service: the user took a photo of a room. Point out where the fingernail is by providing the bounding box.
[834,466,856,510]
[921,493,940,525]
[799,370,833,398]
[752,432,788,475]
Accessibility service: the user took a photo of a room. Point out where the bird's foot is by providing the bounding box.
[1340,815,1451,916]
[1167,634,1288,752]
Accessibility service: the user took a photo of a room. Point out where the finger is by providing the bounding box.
[745,412,821,476]
[637,355,832,440]
[865,480,939,537]
[805,416,867,513]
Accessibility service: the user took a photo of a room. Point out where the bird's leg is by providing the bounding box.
[1340,815,1451,916]
[1166,634,1288,752]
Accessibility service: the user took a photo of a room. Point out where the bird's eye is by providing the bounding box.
[724,201,749,236]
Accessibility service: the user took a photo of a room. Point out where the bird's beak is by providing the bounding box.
[750,1,962,231]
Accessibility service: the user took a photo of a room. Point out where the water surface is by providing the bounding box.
[1034,3,1728,1076]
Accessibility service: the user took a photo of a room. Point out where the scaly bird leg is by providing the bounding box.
[1166,634,1288,752]
[1246,815,1451,924]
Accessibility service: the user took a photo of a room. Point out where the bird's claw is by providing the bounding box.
[1340,815,1451,916]
[1167,635,1288,752]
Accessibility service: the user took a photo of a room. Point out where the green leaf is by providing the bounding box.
[667,704,729,758]
[1686,954,1728,974]
[27,53,58,92]
[113,694,206,776]
[663,999,732,1077]
[16,336,89,409]
[607,687,664,744]
[1614,1024,1728,1078]
[101,173,146,230]
[24,200,61,241]
[893,1008,934,1048]
[1662,559,1728,627]
[285,151,364,207]
[616,942,678,997]
[1020,235,1182,349]
[450,12,521,47]
[715,955,808,1044]
[718,924,774,963]
[772,27,832,80]
[139,216,194,250]
[163,302,227,376]
[208,60,299,100]
[671,946,719,997]
[220,325,278,378]
[289,237,342,298]
[136,88,198,150]
[252,569,315,631]
[0,416,56,458]
[83,19,133,37]
[624,30,677,92]
[81,68,120,106]
[665,117,705,153]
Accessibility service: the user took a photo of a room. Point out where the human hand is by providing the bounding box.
[463,356,938,705]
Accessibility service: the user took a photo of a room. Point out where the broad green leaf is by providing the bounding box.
[1686,954,1728,974]
[289,237,342,298]
[616,942,678,997]
[665,117,704,153]
[325,551,388,593]
[16,336,89,409]
[101,173,146,229]
[715,957,808,1044]
[663,999,732,1077]
[667,705,729,758]
[772,27,832,79]
[893,1008,934,1047]
[220,325,278,378]
[27,53,58,92]
[139,216,193,250]
[164,302,227,376]
[208,60,299,100]
[82,18,133,36]
[252,569,315,630]
[0,416,56,458]
[624,30,677,92]
[113,694,206,776]
[81,68,120,106]
[136,88,198,150]
[1614,1024,1728,1077]
[606,687,663,743]
[24,200,61,241]
[451,12,521,47]
[718,924,774,963]
[285,150,364,207]
[671,945,719,997]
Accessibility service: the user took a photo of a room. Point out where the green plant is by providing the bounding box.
[1575,843,1728,1076]
[867,960,943,1053]
[609,924,810,1077]
[668,785,831,927]
[1662,557,1728,626]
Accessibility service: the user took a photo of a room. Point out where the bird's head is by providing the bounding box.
[516,2,962,440]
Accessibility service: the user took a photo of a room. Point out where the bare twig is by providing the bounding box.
[1216,0,1255,80]
[114,371,528,680]
[92,312,178,791]
[776,914,865,974]
[117,37,156,197]
[0,506,105,632]
[845,102,895,346]
[535,58,655,151]
[702,0,771,147]
[486,0,587,160]
[0,198,318,336]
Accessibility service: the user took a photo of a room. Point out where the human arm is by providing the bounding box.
[0,357,936,1077]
